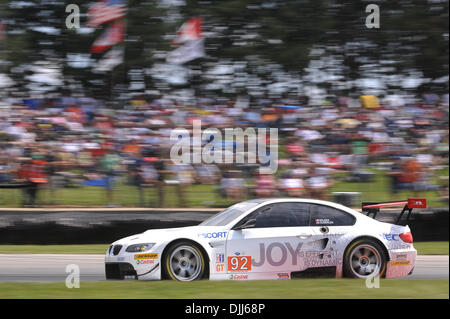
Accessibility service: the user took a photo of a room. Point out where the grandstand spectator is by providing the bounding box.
[254,173,278,198]
[167,162,196,207]
[0,92,448,207]
[279,171,305,197]
[220,170,247,201]
[99,143,122,207]
[388,159,404,197]
[18,155,48,207]
[306,166,334,200]
[194,163,221,185]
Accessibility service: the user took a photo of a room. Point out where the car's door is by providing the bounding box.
[225,202,313,276]
[303,203,357,268]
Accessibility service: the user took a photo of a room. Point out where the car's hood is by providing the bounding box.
[111,225,229,245]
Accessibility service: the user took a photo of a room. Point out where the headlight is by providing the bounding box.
[125,243,155,253]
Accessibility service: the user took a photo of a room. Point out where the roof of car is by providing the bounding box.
[243,198,362,216]
[246,198,342,206]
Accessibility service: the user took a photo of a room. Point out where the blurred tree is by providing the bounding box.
[0,0,448,99]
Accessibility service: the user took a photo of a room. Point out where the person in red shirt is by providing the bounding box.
[18,156,48,207]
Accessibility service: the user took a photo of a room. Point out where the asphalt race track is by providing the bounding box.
[0,254,447,282]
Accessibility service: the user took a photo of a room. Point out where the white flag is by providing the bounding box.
[166,38,205,65]
[94,47,124,72]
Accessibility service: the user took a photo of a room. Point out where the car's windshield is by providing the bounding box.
[199,201,262,226]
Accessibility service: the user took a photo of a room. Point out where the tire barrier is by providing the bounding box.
[0,207,447,244]
[0,209,220,244]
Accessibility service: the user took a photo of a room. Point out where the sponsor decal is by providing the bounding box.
[305,258,337,268]
[383,234,400,241]
[229,274,248,280]
[277,273,290,279]
[407,198,426,208]
[134,253,158,260]
[228,256,252,272]
[117,257,125,262]
[216,253,225,263]
[215,263,225,272]
[234,252,241,256]
[391,260,411,266]
[395,254,408,260]
[253,242,303,267]
[136,259,155,265]
[198,232,227,239]
[299,251,337,258]
[315,218,334,225]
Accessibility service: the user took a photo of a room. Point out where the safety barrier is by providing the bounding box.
[0,207,447,244]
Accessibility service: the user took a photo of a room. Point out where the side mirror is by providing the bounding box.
[234,219,256,230]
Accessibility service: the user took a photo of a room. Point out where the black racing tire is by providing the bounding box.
[343,238,387,279]
[162,241,207,281]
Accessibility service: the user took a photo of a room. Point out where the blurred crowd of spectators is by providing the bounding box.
[0,92,448,207]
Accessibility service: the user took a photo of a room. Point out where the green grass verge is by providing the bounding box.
[0,279,447,299]
[414,242,449,255]
[0,183,236,208]
[0,167,448,208]
[0,242,448,255]
[329,167,449,207]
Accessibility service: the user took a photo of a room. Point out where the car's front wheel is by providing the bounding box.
[344,239,387,279]
[163,241,206,281]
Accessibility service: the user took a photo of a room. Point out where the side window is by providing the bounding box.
[237,203,310,228]
[309,204,356,226]
[254,203,294,228]
[290,203,310,226]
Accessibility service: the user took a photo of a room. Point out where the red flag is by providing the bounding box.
[87,0,127,28]
[90,20,124,53]
[171,17,203,45]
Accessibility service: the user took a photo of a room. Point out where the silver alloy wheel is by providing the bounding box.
[349,244,382,278]
[169,245,203,281]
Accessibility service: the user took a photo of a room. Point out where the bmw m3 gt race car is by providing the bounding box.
[105,198,425,281]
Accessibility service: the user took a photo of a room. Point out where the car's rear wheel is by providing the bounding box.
[163,241,206,281]
[344,239,387,279]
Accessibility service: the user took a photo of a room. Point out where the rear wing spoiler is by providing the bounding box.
[362,198,426,224]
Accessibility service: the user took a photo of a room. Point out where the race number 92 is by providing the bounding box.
[228,256,251,271]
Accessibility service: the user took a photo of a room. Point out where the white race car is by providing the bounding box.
[105,198,425,281]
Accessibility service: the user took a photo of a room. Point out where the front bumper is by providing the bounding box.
[105,263,137,280]
[104,244,162,280]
